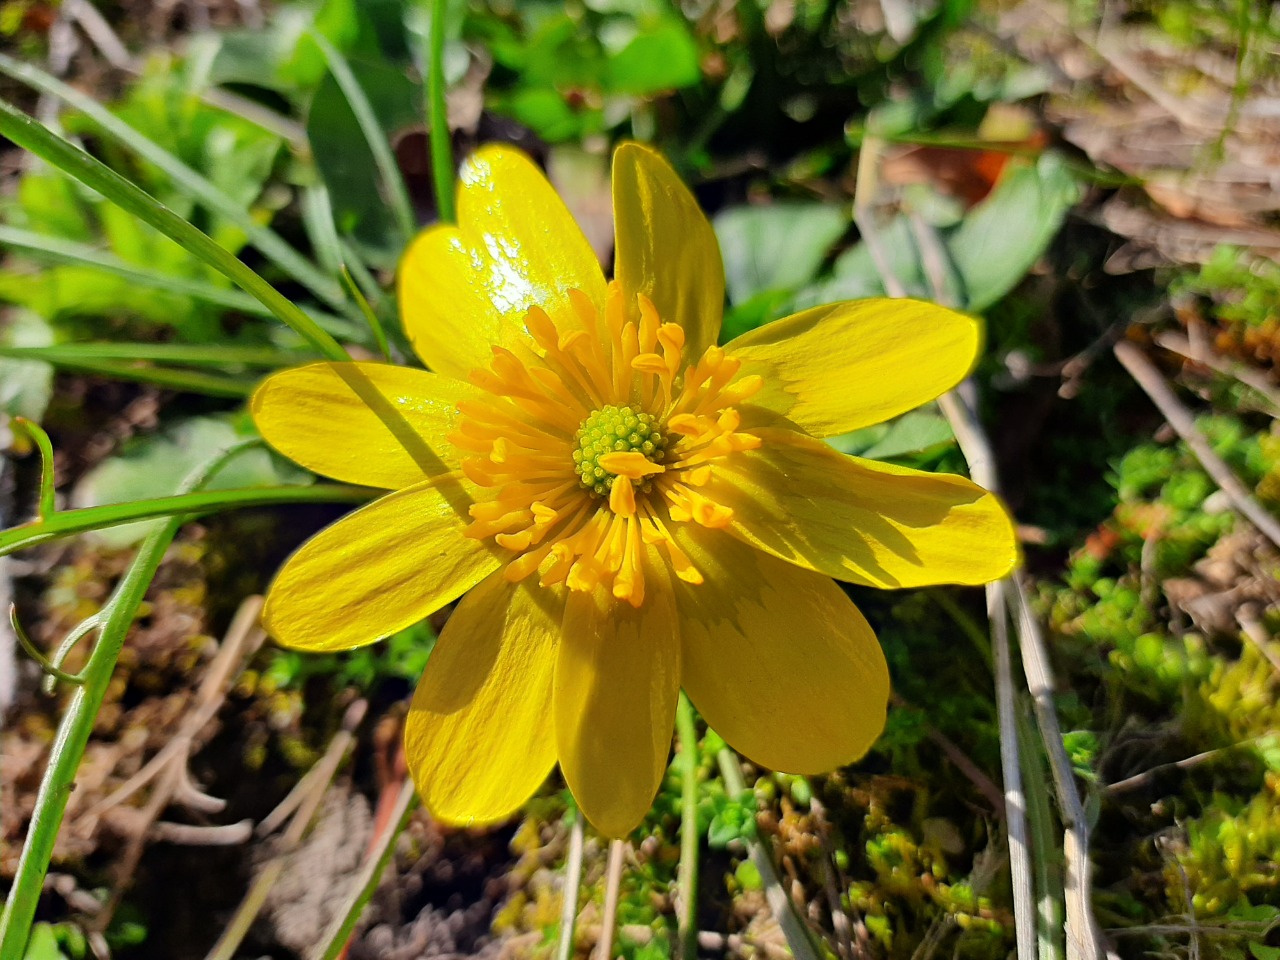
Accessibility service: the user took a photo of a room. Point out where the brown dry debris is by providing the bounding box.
[999,0,1280,270]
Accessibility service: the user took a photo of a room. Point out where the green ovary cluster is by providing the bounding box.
[572,404,668,497]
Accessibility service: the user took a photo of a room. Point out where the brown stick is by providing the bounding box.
[1114,340,1280,550]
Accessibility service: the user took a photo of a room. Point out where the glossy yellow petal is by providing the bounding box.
[262,474,502,651]
[726,299,980,437]
[555,564,680,838]
[405,571,561,827]
[399,146,607,379]
[251,362,472,489]
[672,527,888,773]
[708,428,1017,588]
[612,142,723,361]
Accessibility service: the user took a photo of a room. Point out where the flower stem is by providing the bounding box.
[427,0,455,224]
[675,693,700,960]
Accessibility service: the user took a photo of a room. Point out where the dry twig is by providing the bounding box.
[1114,340,1280,550]
[88,595,268,929]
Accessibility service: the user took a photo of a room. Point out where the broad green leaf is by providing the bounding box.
[860,409,954,459]
[306,59,421,264]
[796,152,1079,313]
[948,151,1078,311]
[714,203,847,306]
[72,415,311,547]
[0,310,53,422]
[603,19,700,94]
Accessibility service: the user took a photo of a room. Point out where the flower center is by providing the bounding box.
[451,281,766,607]
[572,404,668,497]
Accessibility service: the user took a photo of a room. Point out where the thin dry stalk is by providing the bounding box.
[555,813,587,960]
[808,799,857,960]
[1237,609,1280,677]
[939,389,1104,960]
[1154,332,1280,416]
[594,840,627,960]
[1114,340,1280,550]
[988,578,1037,960]
[89,596,269,928]
[205,697,367,960]
[1104,735,1268,796]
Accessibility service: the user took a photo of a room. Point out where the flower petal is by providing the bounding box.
[708,428,1017,588]
[612,142,723,360]
[725,299,980,437]
[671,527,888,773]
[398,146,607,379]
[555,567,681,838]
[251,362,472,489]
[262,475,502,651]
[405,571,561,827]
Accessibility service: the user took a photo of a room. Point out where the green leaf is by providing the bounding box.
[860,410,954,459]
[713,203,848,306]
[0,97,349,360]
[309,29,416,245]
[21,923,68,960]
[603,19,700,94]
[797,152,1079,312]
[72,416,311,547]
[306,57,421,263]
[0,310,53,423]
[948,152,1079,311]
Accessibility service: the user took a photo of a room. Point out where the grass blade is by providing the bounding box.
[0,226,356,336]
[0,349,258,397]
[427,0,455,223]
[0,51,350,313]
[0,97,350,362]
[0,342,317,367]
[0,483,371,557]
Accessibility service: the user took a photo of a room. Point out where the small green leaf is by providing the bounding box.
[22,924,68,960]
[860,410,954,460]
[714,203,848,307]
[0,310,53,422]
[72,415,311,547]
[948,152,1079,311]
[603,19,700,94]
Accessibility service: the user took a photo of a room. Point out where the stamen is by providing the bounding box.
[454,283,763,607]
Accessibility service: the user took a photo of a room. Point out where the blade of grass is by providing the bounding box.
[0,349,258,397]
[675,694,700,960]
[309,778,419,960]
[0,51,351,314]
[0,226,357,338]
[0,342,317,367]
[0,483,371,557]
[309,30,416,243]
[1,225,270,317]
[0,97,350,363]
[340,266,391,361]
[300,183,346,278]
[1018,702,1066,960]
[715,748,825,960]
[0,443,262,957]
[426,0,455,224]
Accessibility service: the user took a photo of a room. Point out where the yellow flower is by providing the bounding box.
[251,143,1017,837]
